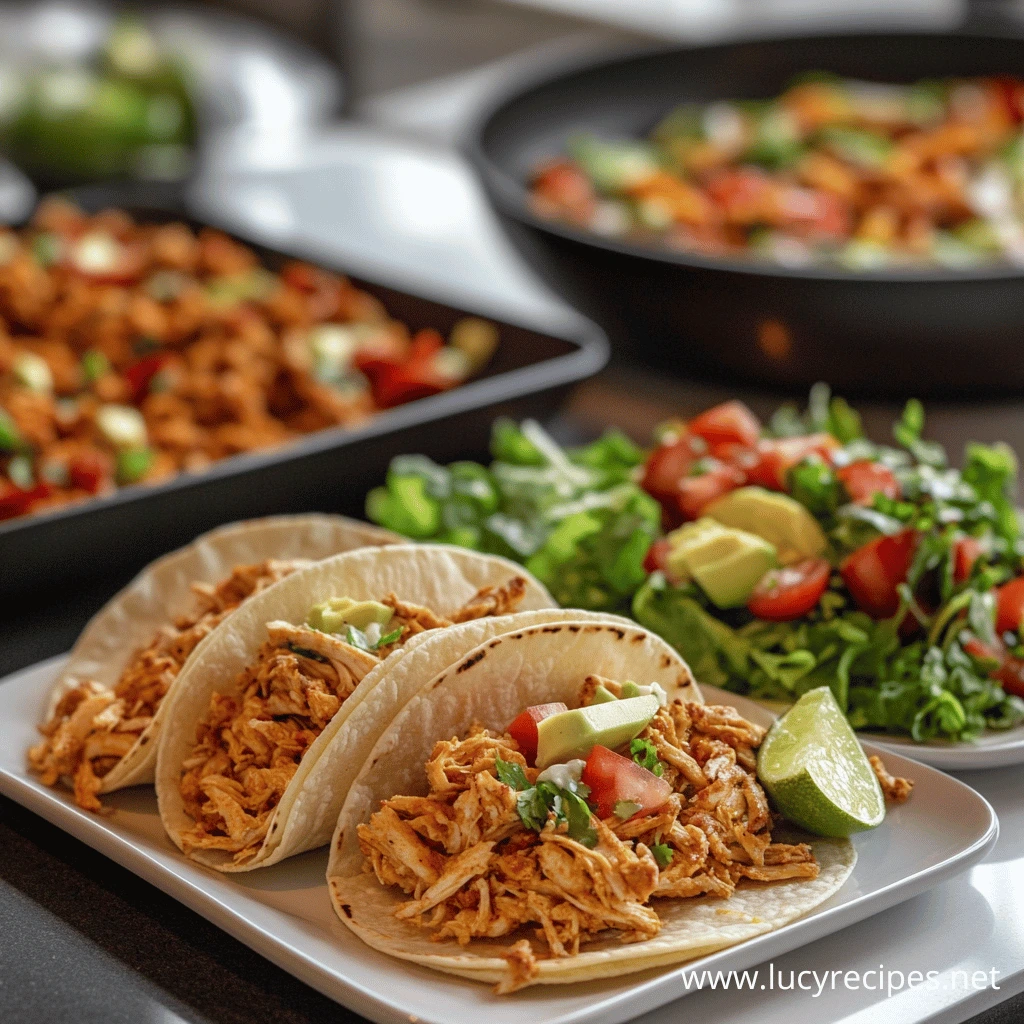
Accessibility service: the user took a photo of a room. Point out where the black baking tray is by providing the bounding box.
[0,183,607,600]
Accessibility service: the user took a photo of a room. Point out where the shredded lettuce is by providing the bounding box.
[366,420,656,611]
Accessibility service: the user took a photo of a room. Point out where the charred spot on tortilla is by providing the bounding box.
[429,674,448,690]
[540,625,563,633]
[631,633,644,644]
[457,650,487,673]
[568,625,581,632]
[341,903,352,919]
[662,655,673,668]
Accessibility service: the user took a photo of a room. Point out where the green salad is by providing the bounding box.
[366,390,1024,743]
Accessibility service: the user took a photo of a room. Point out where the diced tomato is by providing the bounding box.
[747,558,831,621]
[777,186,850,241]
[836,461,901,506]
[964,636,1024,699]
[532,160,598,224]
[746,433,840,491]
[0,481,51,521]
[641,433,705,507]
[581,745,673,820]
[687,400,761,449]
[643,538,672,575]
[705,168,774,224]
[358,329,461,409]
[507,703,568,765]
[123,354,169,403]
[69,450,114,494]
[281,261,319,292]
[954,536,985,584]
[840,529,918,618]
[676,461,744,521]
[996,577,1024,636]
[991,76,1024,125]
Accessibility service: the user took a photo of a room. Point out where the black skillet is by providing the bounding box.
[467,32,1024,397]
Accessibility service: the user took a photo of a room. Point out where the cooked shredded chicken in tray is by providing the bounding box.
[0,198,499,523]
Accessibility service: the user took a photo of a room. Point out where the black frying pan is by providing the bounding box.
[466,32,1024,397]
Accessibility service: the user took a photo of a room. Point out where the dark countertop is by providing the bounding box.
[5,373,1024,1024]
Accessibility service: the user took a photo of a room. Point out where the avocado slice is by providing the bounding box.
[705,486,827,565]
[535,695,660,768]
[666,517,778,609]
[307,597,394,634]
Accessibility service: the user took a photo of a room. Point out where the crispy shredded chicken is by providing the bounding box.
[869,755,914,804]
[178,579,527,862]
[27,560,297,812]
[358,687,825,993]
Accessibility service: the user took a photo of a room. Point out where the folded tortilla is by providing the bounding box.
[29,514,399,805]
[155,544,558,871]
[327,622,856,989]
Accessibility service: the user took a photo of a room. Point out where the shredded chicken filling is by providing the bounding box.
[178,578,527,864]
[358,687,829,991]
[27,559,297,813]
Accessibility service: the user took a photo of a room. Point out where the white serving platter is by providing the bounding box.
[0,656,997,1024]
[862,727,1024,772]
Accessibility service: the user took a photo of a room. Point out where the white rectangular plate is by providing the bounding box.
[0,657,998,1024]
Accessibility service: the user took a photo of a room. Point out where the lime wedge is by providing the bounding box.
[757,686,885,838]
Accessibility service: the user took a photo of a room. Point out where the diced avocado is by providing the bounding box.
[590,684,619,705]
[665,517,778,609]
[566,134,659,193]
[535,695,659,768]
[308,597,393,634]
[705,487,827,565]
[622,680,669,705]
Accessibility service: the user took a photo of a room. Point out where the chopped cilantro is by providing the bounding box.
[511,774,598,849]
[630,737,664,776]
[375,626,404,649]
[287,643,329,663]
[651,842,674,868]
[494,755,530,792]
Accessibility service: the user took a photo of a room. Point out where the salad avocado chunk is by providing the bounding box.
[666,517,777,608]
[705,487,827,564]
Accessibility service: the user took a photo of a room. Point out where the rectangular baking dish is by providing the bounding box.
[0,183,607,599]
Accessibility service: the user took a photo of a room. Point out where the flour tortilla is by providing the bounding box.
[42,514,400,795]
[155,544,556,871]
[327,623,856,988]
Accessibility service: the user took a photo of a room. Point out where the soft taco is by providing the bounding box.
[326,622,856,993]
[27,514,398,812]
[155,544,558,872]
